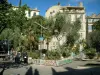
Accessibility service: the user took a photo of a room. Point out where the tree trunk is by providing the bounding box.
[47,38,49,50]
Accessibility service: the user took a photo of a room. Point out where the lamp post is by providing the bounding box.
[3,39,9,55]
[7,40,9,55]
[34,22,48,59]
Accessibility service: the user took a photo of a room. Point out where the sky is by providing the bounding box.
[8,0,100,16]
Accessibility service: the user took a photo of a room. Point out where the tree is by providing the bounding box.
[88,31,100,52]
[67,19,81,47]
[7,5,28,31]
[92,20,100,31]
[88,19,100,52]
[24,15,45,51]
[44,12,81,54]
[0,0,11,33]
[43,17,55,50]
[0,3,30,51]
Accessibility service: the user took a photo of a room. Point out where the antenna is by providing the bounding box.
[19,0,22,7]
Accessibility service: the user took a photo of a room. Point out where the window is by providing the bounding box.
[93,19,99,22]
[33,12,36,16]
[50,12,52,15]
[80,14,83,21]
[53,10,55,13]
[88,25,92,31]
[71,14,75,21]
[88,19,92,23]
[28,11,31,17]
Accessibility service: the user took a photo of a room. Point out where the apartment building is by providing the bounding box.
[44,2,86,50]
[86,14,100,32]
[12,6,40,18]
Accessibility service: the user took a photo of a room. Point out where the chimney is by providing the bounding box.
[57,2,60,6]
[79,2,83,7]
[68,4,70,7]
[34,7,37,10]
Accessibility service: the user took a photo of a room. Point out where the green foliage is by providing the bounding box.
[66,34,75,47]
[92,20,100,31]
[0,1,81,56]
[54,13,67,33]
[45,51,61,60]
[72,44,80,55]
[8,6,28,31]
[84,48,96,54]
[97,53,100,58]
[0,0,12,33]
[0,4,27,51]
[86,20,100,58]
[67,19,81,47]
[88,20,100,53]
[84,48,96,59]
[28,51,40,59]
[61,47,70,58]
[0,3,46,51]
[72,19,81,32]
[87,31,100,52]
[24,15,45,50]
[45,12,81,53]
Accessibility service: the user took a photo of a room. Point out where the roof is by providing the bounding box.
[86,14,100,19]
[30,8,40,12]
[96,14,100,18]
[12,5,40,12]
[61,6,84,10]
[46,5,61,12]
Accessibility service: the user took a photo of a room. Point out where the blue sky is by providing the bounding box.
[8,0,100,16]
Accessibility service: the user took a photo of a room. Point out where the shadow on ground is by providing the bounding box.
[52,66,100,75]
[0,61,28,69]
[0,61,100,75]
[34,69,40,75]
[0,61,28,75]
[25,66,33,75]
[0,64,6,75]
[85,63,100,66]
[25,66,40,75]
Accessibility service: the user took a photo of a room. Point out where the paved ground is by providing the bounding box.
[0,60,100,75]
[62,60,100,69]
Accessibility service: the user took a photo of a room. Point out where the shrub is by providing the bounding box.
[28,51,40,59]
[62,51,70,58]
[72,44,80,55]
[61,48,70,58]
[84,48,96,59]
[45,50,61,60]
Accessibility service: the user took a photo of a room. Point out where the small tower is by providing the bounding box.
[79,2,83,7]
[57,2,60,6]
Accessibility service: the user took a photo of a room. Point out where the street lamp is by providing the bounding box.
[3,39,9,55]
[34,22,48,59]
[7,40,9,55]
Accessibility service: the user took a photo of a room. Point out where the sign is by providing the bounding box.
[38,44,44,50]
[38,45,41,50]
[39,36,44,41]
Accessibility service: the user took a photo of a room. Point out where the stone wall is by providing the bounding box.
[29,58,72,66]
